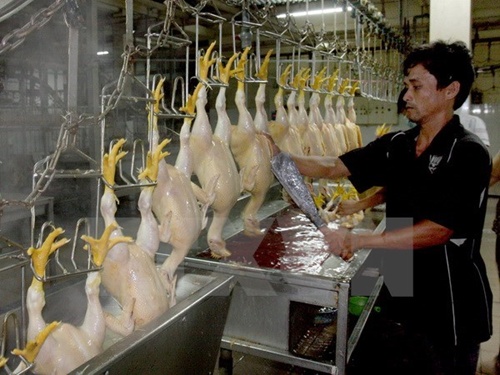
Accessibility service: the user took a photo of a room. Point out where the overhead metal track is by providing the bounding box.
[0,0,35,23]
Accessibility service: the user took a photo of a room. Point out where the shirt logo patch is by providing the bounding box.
[428,155,442,174]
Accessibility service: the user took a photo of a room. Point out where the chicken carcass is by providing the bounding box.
[297,69,324,157]
[323,73,348,155]
[346,82,363,148]
[287,68,307,141]
[335,80,358,151]
[20,226,125,374]
[253,50,273,134]
[98,139,174,336]
[230,47,275,236]
[268,65,302,155]
[190,42,241,257]
[214,51,241,143]
[150,80,215,284]
[308,67,341,157]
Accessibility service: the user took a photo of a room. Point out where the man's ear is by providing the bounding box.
[445,81,460,99]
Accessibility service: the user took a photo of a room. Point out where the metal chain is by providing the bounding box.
[0,0,69,217]
[0,0,66,55]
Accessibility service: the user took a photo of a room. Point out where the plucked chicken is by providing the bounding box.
[253,50,274,134]
[268,65,302,155]
[19,226,122,374]
[308,67,341,157]
[323,73,348,155]
[345,82,363,148]
[335,80,358,151]
[190,42,241,257]
[150,79,215,284]
[286,69,301,135]
[298,69,324,157]
[214,50,241,143]
[230,47,274,236]
[98,139,174,336]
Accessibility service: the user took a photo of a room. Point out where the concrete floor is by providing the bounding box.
[213,196,500,375]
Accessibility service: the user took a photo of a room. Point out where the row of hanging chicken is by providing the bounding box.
[0,44,365,374]
[180,43,364,256]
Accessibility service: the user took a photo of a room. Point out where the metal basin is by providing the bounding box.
[0,267,234,375]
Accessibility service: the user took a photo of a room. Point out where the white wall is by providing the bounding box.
[470,104,500,156]
[430,0,471,44]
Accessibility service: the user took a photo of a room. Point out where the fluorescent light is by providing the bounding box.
[97,51,109,56]
[277,6,352,18]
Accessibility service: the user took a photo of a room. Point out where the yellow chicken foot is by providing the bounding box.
[148,77,165,139]
[152,77,165,113]
[138,138,171,183]
[290,68,301,90]
[81,222,133,267]
[102,139,128,193]
[198,41,217,83]
[180,83,202,116]
[11,321,60,364]
[235,46,252,82]
[299,68,311,90]
[338,78,349,95]
[326,70,339,93]
[311,67,328,91]
[217,51,241,85]
[349,81,360,96]
[279,64,292,87]
[255,49,273,81]
[27,228,70,289]
[375,123,392,138]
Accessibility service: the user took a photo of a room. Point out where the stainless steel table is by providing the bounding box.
[179,197,385,375]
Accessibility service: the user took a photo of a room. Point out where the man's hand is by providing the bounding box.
[319,226,357,261]
[337,199,362,216]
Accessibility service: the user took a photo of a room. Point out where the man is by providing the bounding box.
[283,41,493,374]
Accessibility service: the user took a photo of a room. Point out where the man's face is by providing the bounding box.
[403,64,449,125]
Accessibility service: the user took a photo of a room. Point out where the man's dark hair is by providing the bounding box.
[403,40,475,110]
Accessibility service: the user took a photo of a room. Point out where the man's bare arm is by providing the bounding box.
[290,155,351,180]
[357,219,453,250]
[321,219,453,260]
[338,187,386,216]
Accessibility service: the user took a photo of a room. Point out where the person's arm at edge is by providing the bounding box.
[266,133,351,181]
[337,187,386,215]
[490,151,500,187]
[290,154,351,180]
[361,187,386,208]
[320,219,453,261]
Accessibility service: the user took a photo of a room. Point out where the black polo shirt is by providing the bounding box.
[340,115,493,345]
